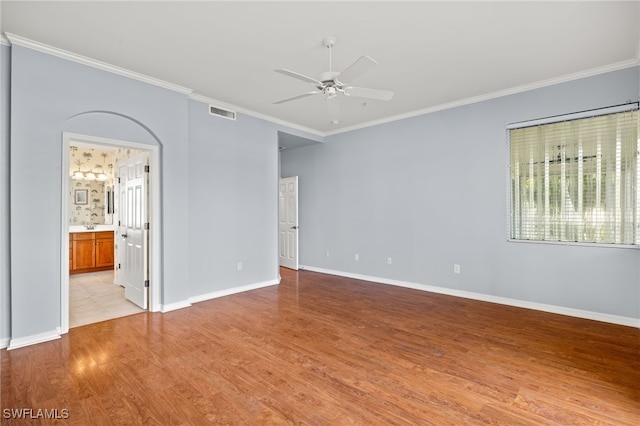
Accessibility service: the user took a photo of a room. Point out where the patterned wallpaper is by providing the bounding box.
[69,179,108,225]
[69,145,144,225]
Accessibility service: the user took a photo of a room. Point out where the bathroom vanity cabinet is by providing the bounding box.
[70,231,115,274]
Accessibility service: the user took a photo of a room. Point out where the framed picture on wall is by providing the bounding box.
[74,189,88,205]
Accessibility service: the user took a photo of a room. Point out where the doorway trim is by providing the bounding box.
[60,132,161,334]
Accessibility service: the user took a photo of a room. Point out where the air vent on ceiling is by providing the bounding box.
[209,104,236,121]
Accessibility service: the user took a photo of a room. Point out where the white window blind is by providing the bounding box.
[508,105,639,245]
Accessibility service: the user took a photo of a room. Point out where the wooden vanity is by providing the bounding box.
[69,231,115,274]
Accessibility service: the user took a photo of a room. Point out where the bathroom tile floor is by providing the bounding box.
[69,270,145,328]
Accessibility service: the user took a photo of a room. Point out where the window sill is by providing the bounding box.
[507,239,639,250]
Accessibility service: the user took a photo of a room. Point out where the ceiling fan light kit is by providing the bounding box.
[274,37,394,123]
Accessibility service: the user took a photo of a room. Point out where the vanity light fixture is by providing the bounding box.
[71,159,110,181]
[71,170,109,180]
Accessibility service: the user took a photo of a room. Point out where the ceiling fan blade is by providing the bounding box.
[273,91,320,104]
[327,96,341,123]
[335,55,377,84]
[274,69,323,86]
[345,86,394,101]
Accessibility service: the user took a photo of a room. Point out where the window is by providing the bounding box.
[508,104,639,245]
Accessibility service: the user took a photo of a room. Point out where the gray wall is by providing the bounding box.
[3,44,315,343]
[188,101,279,295]
[281,66,640,320]
[1,44,10,342]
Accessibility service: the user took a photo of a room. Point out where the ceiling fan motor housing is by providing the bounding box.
[319,71,339,83]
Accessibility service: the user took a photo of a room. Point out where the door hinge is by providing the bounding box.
[118,263,121,270]
[144,280,150,288]
[144,222,150,230]
[117,177,121,183]
[144,165,150,173]
[118,220,121,226]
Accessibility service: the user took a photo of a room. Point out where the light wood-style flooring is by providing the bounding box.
[2,268,639,425]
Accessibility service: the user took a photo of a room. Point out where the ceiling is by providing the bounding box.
[1,1,639,135]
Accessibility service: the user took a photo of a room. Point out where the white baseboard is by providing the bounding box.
[7,329,61,350]
[189,279,279,304]
[161,300,192,313]
[0,337,9,349]
[300,265,640,328]
[157,279,280,312]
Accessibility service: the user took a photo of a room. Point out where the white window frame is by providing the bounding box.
[506,103,639,248]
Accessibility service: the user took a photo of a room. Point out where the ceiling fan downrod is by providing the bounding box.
[323,37,336,72]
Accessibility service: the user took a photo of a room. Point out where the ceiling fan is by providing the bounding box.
[273,37,394,124]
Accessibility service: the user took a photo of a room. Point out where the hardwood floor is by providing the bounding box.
[2,268,639,425]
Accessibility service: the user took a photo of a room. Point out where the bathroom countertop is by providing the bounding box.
[69,225,116,233]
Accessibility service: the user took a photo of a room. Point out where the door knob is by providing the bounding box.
[121,234,128,238]
[291,226,299,230]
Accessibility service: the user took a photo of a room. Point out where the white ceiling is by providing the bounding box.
[1,1,639,135]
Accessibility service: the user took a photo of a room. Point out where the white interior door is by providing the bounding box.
[279,176,299,270]
[116,153,149,309]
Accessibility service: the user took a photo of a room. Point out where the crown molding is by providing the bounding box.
[189,92,324,137]
[4,32,193,95]
[4,32,322,136]
[325,58,640,137]
[3,32,637,138]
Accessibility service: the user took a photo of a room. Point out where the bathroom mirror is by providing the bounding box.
[105,185,114,225]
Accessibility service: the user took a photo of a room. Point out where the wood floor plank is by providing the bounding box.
[2,268,639,424]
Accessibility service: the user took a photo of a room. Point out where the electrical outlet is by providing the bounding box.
[355,253,359,261]
[237,262,243,271]
[453,264,461,274]
[387,257,392,265]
